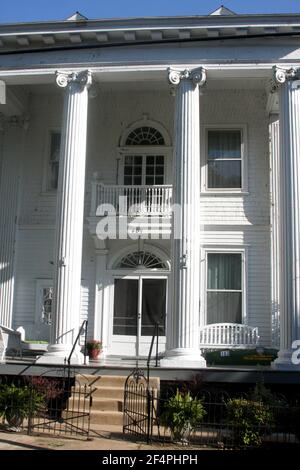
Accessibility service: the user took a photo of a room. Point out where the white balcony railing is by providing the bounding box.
[91,182,173,216]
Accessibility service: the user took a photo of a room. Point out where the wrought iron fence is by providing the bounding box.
[123,372,300,448]
[0,374,91,439]
[156,389,300,448]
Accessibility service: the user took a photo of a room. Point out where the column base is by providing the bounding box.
[35,343,85,365]
[271,348,300,370]
[160,348,206,368]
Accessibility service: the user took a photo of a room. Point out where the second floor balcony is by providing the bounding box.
[90,181,173,217]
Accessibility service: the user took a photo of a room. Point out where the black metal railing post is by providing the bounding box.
[67,320,88,382]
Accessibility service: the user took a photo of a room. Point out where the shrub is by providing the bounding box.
[0,384,45,428]
[160,389,206,444]
[226,398,274,447]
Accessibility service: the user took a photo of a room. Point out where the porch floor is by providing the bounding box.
[1,355,300,384]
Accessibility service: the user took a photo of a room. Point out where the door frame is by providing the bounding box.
[111,273,169,357]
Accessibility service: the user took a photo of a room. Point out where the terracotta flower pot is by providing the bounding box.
[89,349,100,360]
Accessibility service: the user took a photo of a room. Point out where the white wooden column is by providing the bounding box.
[269,115,280,348]
[0,118,25,328]
[38,70,91,364]
[272,66,300,369]
[161,68,206,368]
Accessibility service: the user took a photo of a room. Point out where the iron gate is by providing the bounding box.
[123,368,157,442]
[29,377,92,438]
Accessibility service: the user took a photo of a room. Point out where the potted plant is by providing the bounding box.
[0,383,45,430]
[86,340,102,360]
[160,389,206,444]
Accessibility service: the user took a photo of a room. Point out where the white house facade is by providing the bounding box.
[0,7,300,369]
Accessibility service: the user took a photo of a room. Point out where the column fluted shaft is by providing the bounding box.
[161,68,206,368]
[272,67,300,369]
[38,70,91,364]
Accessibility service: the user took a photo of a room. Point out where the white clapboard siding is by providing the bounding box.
[9,87,272,345]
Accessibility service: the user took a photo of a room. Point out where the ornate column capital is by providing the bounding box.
[167,67,206,88]
[272,66,300,89]
[56,70,92,90]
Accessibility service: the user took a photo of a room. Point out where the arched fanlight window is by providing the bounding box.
[116,251,167,269]
[125,127,165,146]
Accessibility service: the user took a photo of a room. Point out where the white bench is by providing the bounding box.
[199,323,259,349]
[0,325,22,361]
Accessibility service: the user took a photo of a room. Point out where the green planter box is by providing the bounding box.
[203,348,278,366]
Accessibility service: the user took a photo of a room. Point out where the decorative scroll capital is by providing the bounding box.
[272,66,300,88]
[167,67,206,88]
[56,70,92,90]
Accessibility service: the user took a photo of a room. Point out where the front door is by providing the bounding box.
[112,277,166,357]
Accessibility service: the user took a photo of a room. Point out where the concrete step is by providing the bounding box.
[71,373,160,429]
[75,374,160,389]
[91,386,124,399]
[89,410,123,425]
[70,396,123,412]
[92,398,123,412]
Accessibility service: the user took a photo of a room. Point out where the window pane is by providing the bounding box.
[124,176,132,185]
[124,166,133,175]
[113,279,138,335]
[208,253,241,290]
[141,279,166,336]
[146,156,154,165]
[208,160,241,188]
[208,130,241,159]
[146,176,155,185]
[207,292,242,324]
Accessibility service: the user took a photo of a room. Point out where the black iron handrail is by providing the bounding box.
[67,320,88,367]
[147,322,160,384]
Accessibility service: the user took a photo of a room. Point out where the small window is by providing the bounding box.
[48,132,61,190]
[207,253,242,324]
[207,130,242,189]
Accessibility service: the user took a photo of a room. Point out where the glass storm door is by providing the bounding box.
[112,277,166,357]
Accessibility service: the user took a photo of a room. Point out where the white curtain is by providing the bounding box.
[207,253,242,324]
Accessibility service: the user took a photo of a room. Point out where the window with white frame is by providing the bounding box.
[47,131,61,190]
[206,129,243,190]
[123,155,164,186]
[206,252,242,324]
[35,280,53,325]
